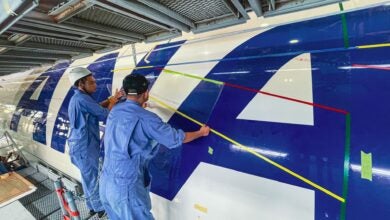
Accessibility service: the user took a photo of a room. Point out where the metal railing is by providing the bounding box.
[0,131,29,168]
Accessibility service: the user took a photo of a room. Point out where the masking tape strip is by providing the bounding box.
[357,43,390,49]
[339,2,350,48]
[340,113,351,220]
[149,96,345,203]
[351,64,390,71]
[161,68,348,114]
[162,69,224,85]
[194,204,208,213]
[361,151,372,181]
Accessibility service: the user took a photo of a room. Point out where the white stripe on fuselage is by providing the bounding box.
[151,162,314,220]
[147,29,265,123]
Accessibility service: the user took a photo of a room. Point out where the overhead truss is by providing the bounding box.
[0,0,345,75]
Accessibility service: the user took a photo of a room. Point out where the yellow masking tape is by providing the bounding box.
[150,96,345,203]
[194,204,208,213]
[361,151,372,181]
[357,43,390,49]
[162,69,224,85]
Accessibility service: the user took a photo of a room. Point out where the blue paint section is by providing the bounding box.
[346,47,390,220]
[132,40,186,87]
[10,62,70,144]
[153,11,347,205]
[51,88,74,152]
[51,53,118,153]
[89,53,120,101]
[148,4,390,220]
[346,6,390,46]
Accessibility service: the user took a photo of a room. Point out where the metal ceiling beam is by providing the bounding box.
[268,0,276,11]
[28,19,138,42]
[0,68,29,72]
[107,0,190,32]
[0,61,44,65]
[0,66,30,69]
[0,65,31,69]
[22,11,139,42]
[92,1,171,31]
[0,59,54,65]
[65,17,145,40]
[248,0,263,17]
[0,39,93,54]
[222,0,239,16]
[137,0,195,28]
[264,0,344,17]
[193,16,247,34]
[49,0,90,15]
[0,51,72,60]
[17,20,83,34]
[230,0,250,19]
[0,47,9,54]
[0,57,53,62]
[49,0,95,23]
[94,46,122,54]
[0,58,43,66]
[10,26,119,48]
[71,53,93,60]
[0,69,19,72]
[0,63,41,68]
[0,0,39,35]
[92,35,127,45]
[145,31,182,43]
[10,26,108,47]
[12,22,123,46]
[0,70,21,73]
[8,33,32,45]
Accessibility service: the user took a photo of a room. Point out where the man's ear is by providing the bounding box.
[77,79,84,87]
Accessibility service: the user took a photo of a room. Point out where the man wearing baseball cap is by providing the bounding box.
[100,74,210,220]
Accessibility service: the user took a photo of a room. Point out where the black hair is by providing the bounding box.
[122,74,149,95]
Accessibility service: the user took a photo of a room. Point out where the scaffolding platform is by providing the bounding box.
[0,172,36,208]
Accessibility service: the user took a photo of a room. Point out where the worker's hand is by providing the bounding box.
[108,89,122,105]
[108,96,118,105]
[114,88,125,100]
[199,125,210,137]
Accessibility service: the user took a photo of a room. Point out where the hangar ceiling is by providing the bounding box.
[0,0,344,76]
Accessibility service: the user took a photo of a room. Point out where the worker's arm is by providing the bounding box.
[183,126,210,143]
[100,89,123,110]
[100,96,117,110]
[100,98,111,108]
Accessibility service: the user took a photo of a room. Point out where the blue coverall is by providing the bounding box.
[68,89,108,212]
[0,162,7,174]
[100,100,185,220]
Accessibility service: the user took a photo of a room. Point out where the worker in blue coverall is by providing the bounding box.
[100,74,210,220]
[67,67,121,218]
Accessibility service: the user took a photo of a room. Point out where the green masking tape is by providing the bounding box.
[339,2,350,48]
[361,151,373,181]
